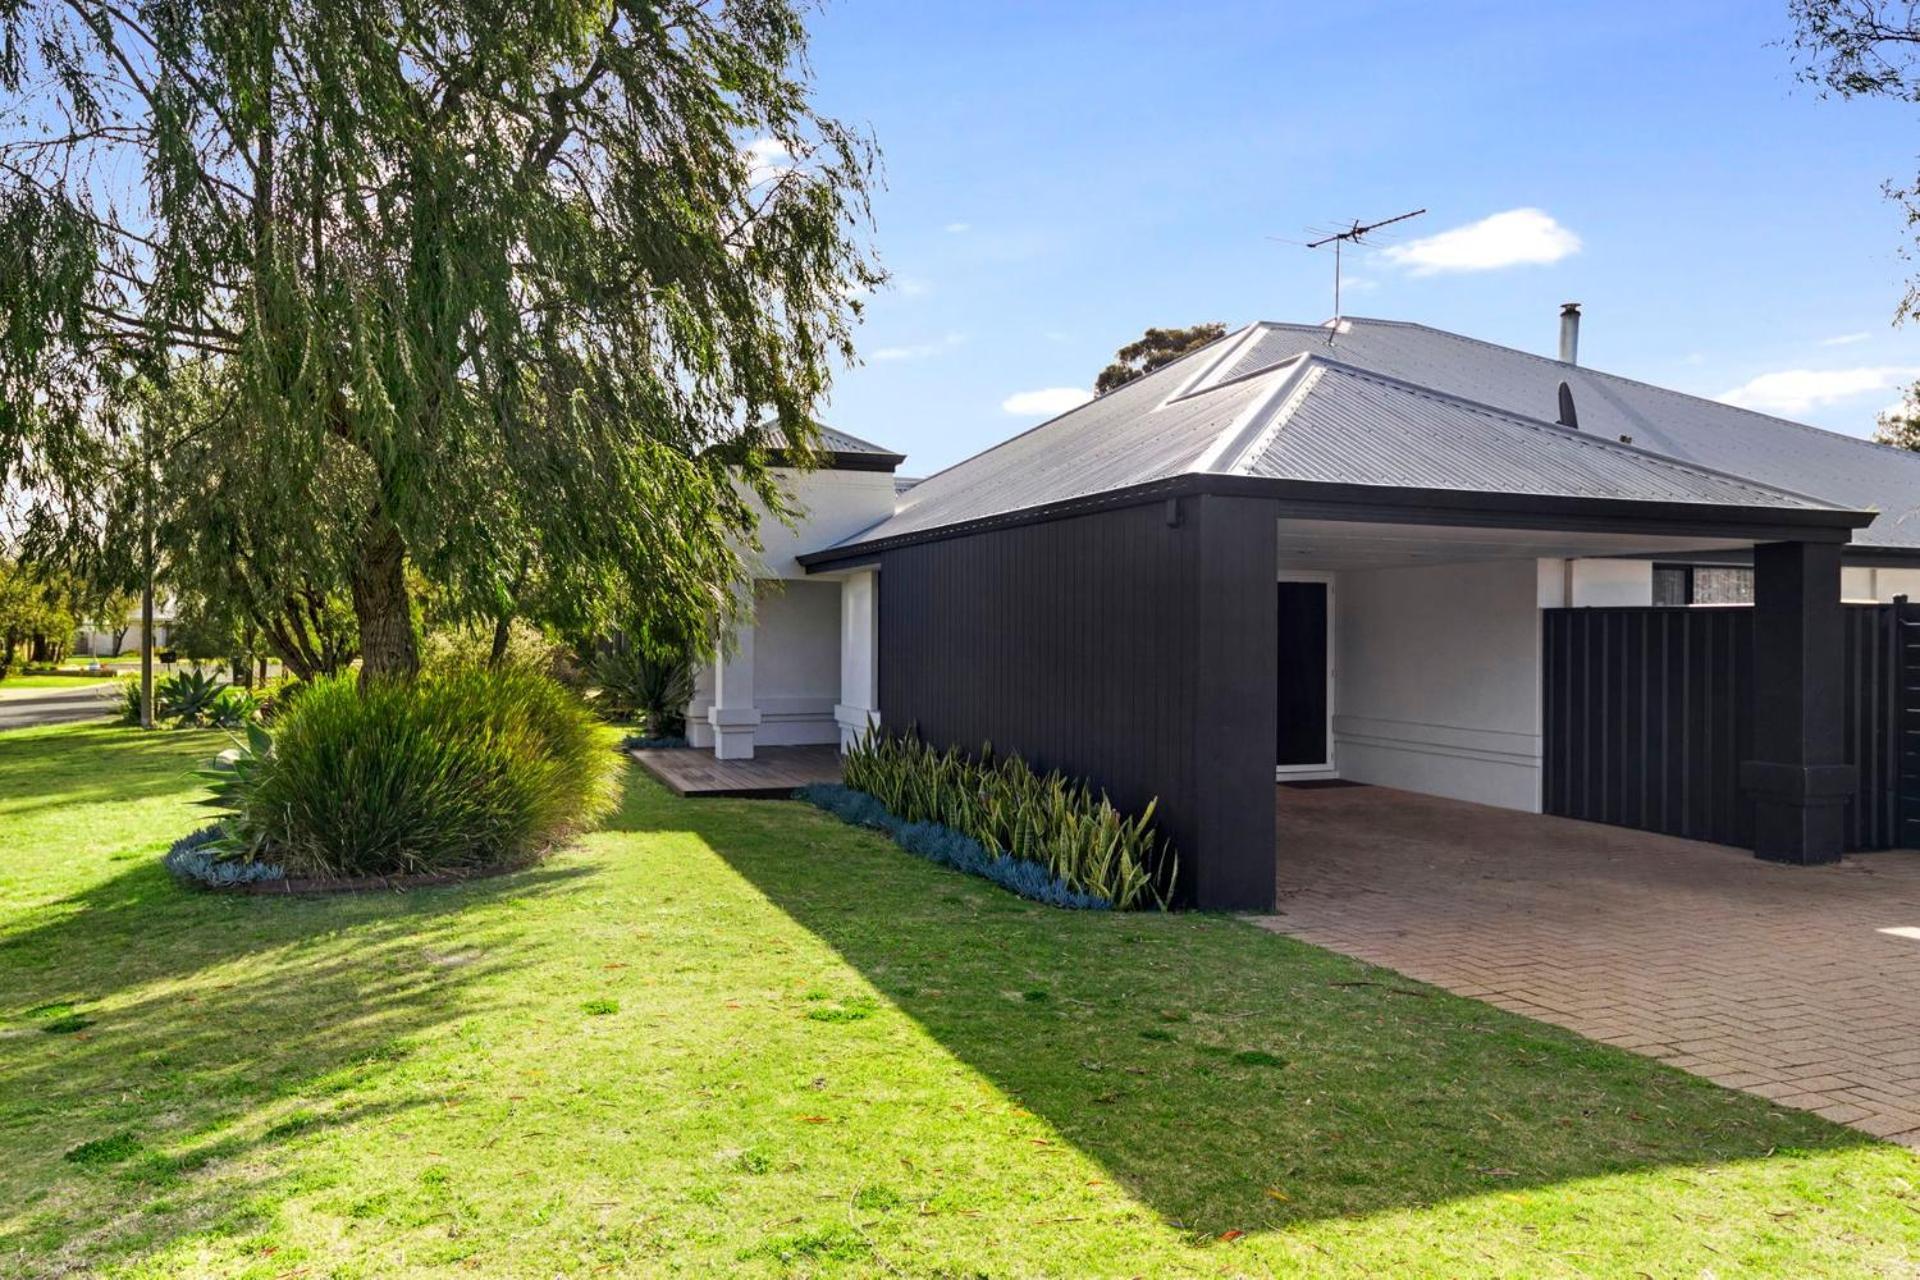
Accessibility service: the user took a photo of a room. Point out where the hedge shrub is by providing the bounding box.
[204,668,615,880]
[836,732,1176,909]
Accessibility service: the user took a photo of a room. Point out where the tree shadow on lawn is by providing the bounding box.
[0,853,591,1270]
[0,723,226,821]
[618,788,1880,1236]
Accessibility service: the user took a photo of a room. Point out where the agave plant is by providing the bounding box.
[194,720,276,861]
[155,668,226,726]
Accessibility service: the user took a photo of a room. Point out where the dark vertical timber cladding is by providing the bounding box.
[876,498,1280,909]
[1542,605,1900,850]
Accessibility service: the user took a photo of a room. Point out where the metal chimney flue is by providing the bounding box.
[1558,302,1581,365]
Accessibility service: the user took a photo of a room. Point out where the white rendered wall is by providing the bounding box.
[1566,559,1653,606]
[1334,559,1544,812]
[687,465,894,752]
[749,468,898,580]
[751,579,842,746]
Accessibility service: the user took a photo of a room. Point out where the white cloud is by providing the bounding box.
[1820,331,1872,347]
[944,221,971,234]
[1717,366,1920,415]
[1378,207,1581,276]
[742,137,791,186]
[895,276,931,298]
[1001,387,1094,417]
[870,332,966,362]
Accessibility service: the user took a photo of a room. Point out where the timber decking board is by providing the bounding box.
[630,745,842,799]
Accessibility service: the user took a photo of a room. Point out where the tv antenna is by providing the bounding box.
[1304,208,1425,328]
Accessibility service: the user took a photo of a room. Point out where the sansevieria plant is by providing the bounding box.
[842,729,1175,909]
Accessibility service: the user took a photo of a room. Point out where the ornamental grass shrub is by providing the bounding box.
[840,731,1176,909]
[208,668,615,880]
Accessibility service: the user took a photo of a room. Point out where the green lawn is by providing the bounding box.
[0,673,121,689]
[3,723,1919,1276]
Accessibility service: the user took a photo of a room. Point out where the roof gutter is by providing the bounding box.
[798,474,1874,571]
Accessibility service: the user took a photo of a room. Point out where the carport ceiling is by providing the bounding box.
[1274,517,1756,572]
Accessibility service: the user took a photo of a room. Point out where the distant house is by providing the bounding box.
[690,312,1920,908]
[74,600,172,658]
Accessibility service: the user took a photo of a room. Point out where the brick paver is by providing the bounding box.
[1250,784,1920,1147]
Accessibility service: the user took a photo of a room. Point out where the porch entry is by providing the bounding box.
[1276,579,1332,774]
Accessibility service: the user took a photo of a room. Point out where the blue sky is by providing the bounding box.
[799,0,1920,476]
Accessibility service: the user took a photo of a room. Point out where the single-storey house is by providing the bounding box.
[687,309,1920,909]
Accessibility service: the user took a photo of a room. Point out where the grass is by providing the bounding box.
[0,673,120,689]
[1,722,1918,1276]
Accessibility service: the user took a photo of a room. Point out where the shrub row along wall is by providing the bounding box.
[1542,604,1904,851]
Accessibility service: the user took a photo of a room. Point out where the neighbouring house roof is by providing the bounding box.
[808,318,1868,559]
[761,422,906,472]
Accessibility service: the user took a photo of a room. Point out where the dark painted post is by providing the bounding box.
[1740,540,1855,863]
[1189,494,1280,910]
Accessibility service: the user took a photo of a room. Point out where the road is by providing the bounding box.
[0,683,118,731]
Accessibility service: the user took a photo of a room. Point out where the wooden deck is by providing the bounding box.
[630,744,842,799]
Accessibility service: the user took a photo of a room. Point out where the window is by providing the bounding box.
[1651,564,1755,607]
[1652,565,1689,608]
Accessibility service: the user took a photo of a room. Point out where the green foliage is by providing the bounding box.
[0,558,77,676]
[1094,323,1228,395]
[112,677,145,726]
[1790,3,1920,321]
[1879,381,1920,450]
[420,618,570,679]
[206,669,615,879]
[155,669,227,727]
[588,646,693,734]
[842,732,1175,909]
[0,0,883,681]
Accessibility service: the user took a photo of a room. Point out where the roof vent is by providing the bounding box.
[1557,381,1579,430]
[1558,302,1581,365]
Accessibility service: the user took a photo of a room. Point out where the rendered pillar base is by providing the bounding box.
[709,707,762,761]
[1740,760,1855,865]
[834,704,879,752]
[686,697,715,749]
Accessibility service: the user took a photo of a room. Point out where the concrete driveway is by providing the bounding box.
[0,683,117,731]
[1253,783,1920,1146]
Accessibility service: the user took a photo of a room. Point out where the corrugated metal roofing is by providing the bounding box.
[1241,361,1829,507]
[1223,318,1920,546]
[761,422,904,461]
[830,357,1283,542]
[817,318,1878,555]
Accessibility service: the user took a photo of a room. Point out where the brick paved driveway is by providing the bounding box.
[1252,783,1920,1145]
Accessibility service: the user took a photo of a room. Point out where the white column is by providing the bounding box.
[685,660,715,748]
[834,570,880,751]
[708,609,761,760]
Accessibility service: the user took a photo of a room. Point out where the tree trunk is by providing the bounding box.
[488,611,513,669]
[349,514,419,685]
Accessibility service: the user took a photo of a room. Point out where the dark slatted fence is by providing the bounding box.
[1542,602,1913,851]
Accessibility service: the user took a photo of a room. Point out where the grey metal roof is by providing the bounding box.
[1222,317,1920,547]
[1239,360,1831,508]
[761,422,906,467]
[829,354,1280,543]
[820,323,1854,554]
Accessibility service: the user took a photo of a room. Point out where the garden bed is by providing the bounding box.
[163,825,539,895]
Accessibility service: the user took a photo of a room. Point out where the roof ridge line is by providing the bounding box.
[1274,354,1858,511]
[1187,359,1321,474]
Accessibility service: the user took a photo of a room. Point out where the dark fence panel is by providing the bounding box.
[1543,604,1905,851]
